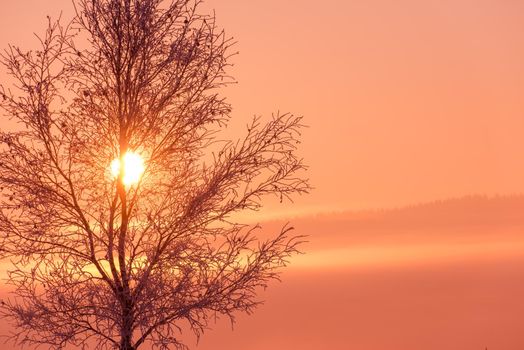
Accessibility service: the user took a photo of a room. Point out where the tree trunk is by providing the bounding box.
[120,300,135,350]
[120,344,135,350]
[120,334,135,350]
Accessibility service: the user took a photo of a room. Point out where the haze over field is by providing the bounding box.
[194,196,524,350]
[0,196,523,349]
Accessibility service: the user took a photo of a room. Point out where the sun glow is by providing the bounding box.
[110,151,145,186]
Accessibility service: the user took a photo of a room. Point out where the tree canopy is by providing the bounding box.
[0,1,309,349]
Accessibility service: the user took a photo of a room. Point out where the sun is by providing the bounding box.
[110,151,145,186]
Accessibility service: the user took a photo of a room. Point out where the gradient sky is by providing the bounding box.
[1,2,524,350]
[1,0,524,215]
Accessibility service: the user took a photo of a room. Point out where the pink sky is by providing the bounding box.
[2,0,524,215]
[1,1,524,349]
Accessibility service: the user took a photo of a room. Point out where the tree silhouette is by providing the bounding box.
[0,1,309,349]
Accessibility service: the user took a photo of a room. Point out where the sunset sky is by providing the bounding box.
[1,1,524,349]
[207,0,524,214]
[1,0,524,215]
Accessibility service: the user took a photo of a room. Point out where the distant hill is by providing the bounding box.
[306,194,524,229]
[259,195,524,247]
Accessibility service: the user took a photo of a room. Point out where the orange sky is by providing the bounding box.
[207,0,524,214]
[1,0,524,215]
[1,2,524,349]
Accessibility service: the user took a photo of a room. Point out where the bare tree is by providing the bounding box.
[0,1,309,349]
